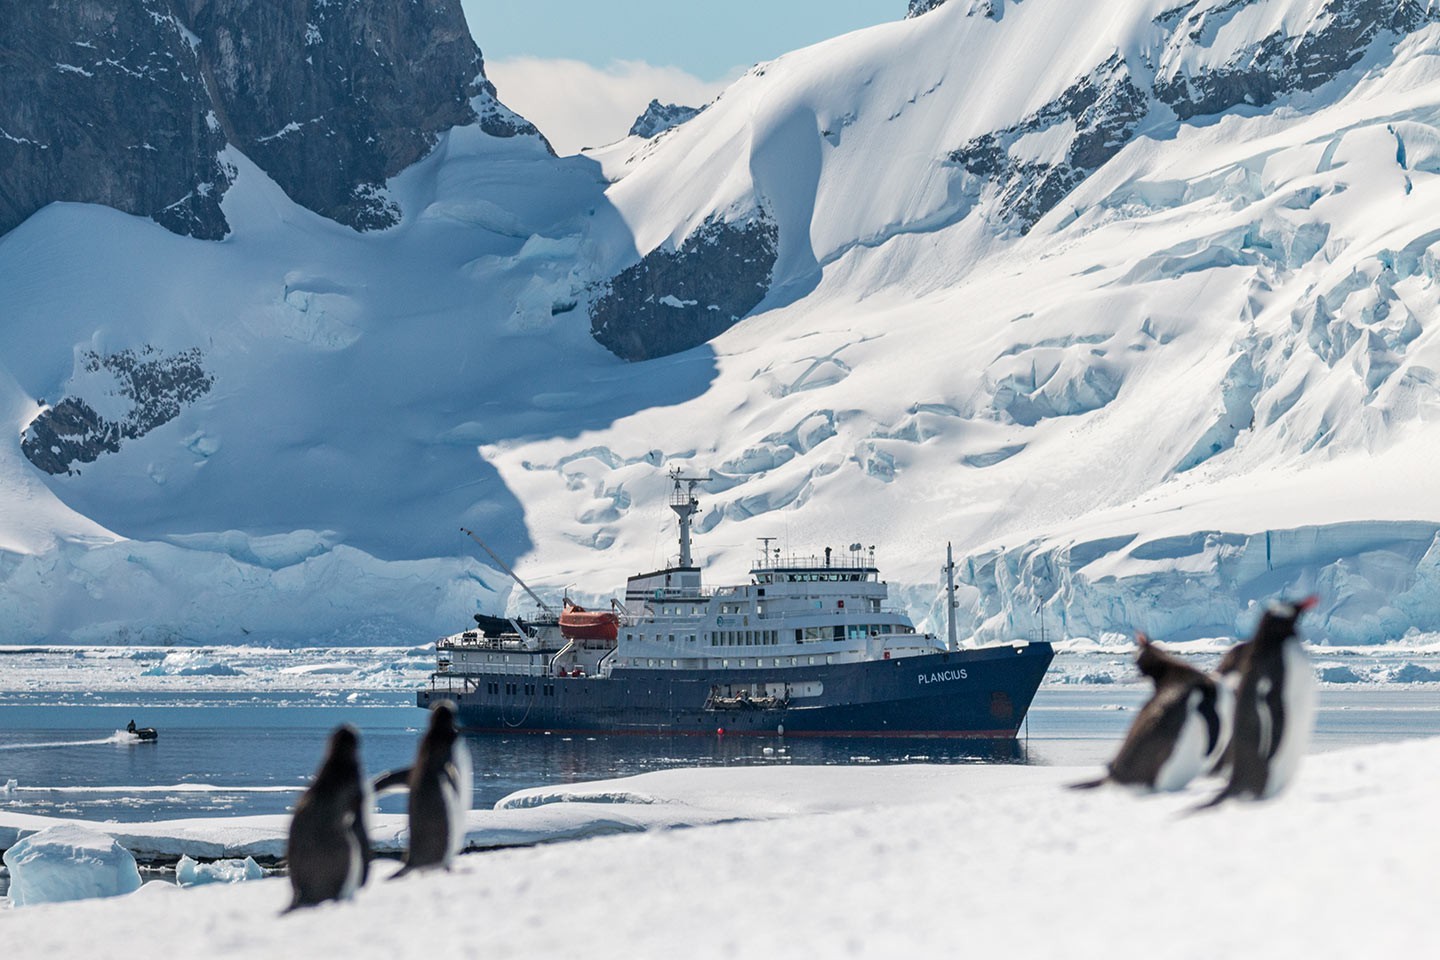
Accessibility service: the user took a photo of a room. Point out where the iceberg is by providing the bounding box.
[2,825,142,907]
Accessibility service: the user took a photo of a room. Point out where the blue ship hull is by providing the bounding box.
[418,642,1053,738]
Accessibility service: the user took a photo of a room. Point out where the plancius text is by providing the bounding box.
[918,668,968,685]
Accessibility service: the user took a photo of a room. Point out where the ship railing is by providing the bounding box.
[438,632,534,651]
[752,552,877,571]
[628,586,726,601]
[442,661,549,679]
[752,606,909,621]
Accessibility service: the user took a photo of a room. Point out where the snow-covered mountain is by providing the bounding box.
[5,0,1440,646]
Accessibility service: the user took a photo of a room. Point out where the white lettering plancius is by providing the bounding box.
[917,668,968,685]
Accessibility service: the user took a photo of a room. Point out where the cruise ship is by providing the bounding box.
[419,472,1053,737]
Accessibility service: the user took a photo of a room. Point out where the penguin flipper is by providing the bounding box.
[371,768,412,794]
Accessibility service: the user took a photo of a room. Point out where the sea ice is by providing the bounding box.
[2,824,142,907]
[175,854,265,887]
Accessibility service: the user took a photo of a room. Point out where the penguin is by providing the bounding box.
[1072,633,1231,791]
[285,724,371,911]
[1203,596,1318,807]
[375,700,472,875]
[1205,630,1254,778]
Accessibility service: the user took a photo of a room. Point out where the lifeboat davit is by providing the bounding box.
[560,598,619,641]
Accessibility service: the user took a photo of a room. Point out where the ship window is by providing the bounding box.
[668,634,675,643]
[672,659,678,668]
[790,658,797,666]
[808,656,816,665]
[647,659,655,667]
[723,660,730,668]
[826,655,834,665]
[795,629,803,643]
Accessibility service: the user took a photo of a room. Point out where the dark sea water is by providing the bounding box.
[1,687,1437,823]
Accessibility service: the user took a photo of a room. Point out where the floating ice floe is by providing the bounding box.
[140,652,243,677]
[2,824,142,907]
[175,854,265,887]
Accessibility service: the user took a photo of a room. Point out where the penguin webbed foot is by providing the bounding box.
[1067,775,1108,791]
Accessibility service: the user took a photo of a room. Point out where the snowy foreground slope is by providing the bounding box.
[7,0,1440,644]
[3,738,1438,958]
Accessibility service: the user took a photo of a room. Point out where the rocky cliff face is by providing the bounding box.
[589,214,779,362]
[0,0,541,240]
[628,100,702,139]
[0,0,233,240]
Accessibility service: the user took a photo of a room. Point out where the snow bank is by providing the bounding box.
[1,738,1436,956]
[2,825,141,907]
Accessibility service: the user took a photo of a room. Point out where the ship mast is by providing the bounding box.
[944,542,958,652]
[668,468,707,568]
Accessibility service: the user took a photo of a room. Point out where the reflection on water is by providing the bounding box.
[460,733,1028,804]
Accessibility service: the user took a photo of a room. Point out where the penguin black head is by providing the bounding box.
[314,725,362,786]
[1134,633,1185,683]
[422,701,460,753]
[1254,595,1318,647]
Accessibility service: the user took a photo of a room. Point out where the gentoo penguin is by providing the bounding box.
[286,724,371,911]
[1204,596,1319,807]
[1072,633,1231,791]
[376,700,472,875]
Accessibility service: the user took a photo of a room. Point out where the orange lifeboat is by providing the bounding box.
[559,598,619,642]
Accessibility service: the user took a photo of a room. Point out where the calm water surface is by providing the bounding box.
[0,687,1436,822]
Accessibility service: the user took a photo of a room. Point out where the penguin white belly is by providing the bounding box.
[340,814,363,899]
[1263,641,1316,798]
[1206,682,1236,771]
[443,744,473,864]
[1153,689,1207,792]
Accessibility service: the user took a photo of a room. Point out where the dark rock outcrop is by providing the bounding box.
[589,214,779,362]
[22,347,215,475]
[906,0,950,17]
[0,0,542,240]
[628,100,701,139]
[948,53,1147,234]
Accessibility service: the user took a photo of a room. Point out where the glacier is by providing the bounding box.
[6,0,1440,646]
